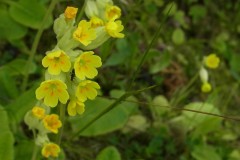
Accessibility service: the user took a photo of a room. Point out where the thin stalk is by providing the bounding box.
[56,103,66,145]
[76,0,86,22]
[70,84,159,140]
[21,0,58,91]
[128,2,174,90]
[102,97,240,122]
[31,129,39,160]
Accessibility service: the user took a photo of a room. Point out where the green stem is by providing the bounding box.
[21,0,58,91]
[31,129,39,160]
[57,103,66,145]
[127,2,174,90]
[76,0,86,22]
[70,84,159,140]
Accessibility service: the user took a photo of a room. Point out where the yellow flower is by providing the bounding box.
[204,54,220,69]
[67,99,85,116]
[105,5,121,21]
[76,80,100,102]
[74,51,102,80]
[105,20,124,38]
[43,114,62,134]
[32,106,45,119]
[73,20,97,46]
[41,142,60,158]
[42,50,71,75]
[201,82,212,93]
[36,80,69,107]
[90,16,104,28]
[64,6,78,20]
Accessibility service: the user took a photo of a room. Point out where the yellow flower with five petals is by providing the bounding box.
[42,50,71,75]
[90,16,104,28]
[74,51,102,80]
[204,54,220,69]
[41,142,60,158]
[43,114,62,134]
[73,20,97,46]
[36,80,69,107]
[76,80,100,102]
[105,5,121,21]
[105,20,124,38]
[67,99,85,116]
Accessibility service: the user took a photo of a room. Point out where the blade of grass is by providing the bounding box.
[128,2,174,90]
[102,96,240,122]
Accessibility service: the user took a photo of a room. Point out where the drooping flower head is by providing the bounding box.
[64,6,78,20]
[201,82,212,93]
[36,80,69,107]
[67,99,85,116]
[42,50,71,75]
[204,54,220,69]
[105,5,121,21]
[76,80,100,102]
[74,51,102,80]
[43,114,62,134]
[105,20,124,38]
[73,20,97,46]
[42,142,60,158]
[32,106,45,119]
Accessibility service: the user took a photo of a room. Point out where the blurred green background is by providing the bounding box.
[1,0,240,159]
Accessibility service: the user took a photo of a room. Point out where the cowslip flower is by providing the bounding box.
[76,80,100,102]
[67,99,85,116]
[36,80,69,107]
[204,54,220,69]
[73,20,97,46]
[105,5,121,21]
[201,82,212,93]
[74,51,102,80]
[41,142,60,158]
[32,106,45,119]
[43,114,62,134]
[90,16,104,28]
[105,20,124,38]
[42,50,71,75]
[64,6,78,20]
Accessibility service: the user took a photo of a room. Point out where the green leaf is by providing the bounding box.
[163,2,177,16]
[69,90,138,136]
[96,146,121,160]
[230,54,240,72]
[104,39,132,66]
[14,140,34,160]
[180,102,222,134]
[7,85,37,123]
[172,28,185,45]
[0,106,14,160]
[192,144,221,160]
[0,69,19,104]
[0,58,37,76]
[9,0,53,29]
[0,9,27,40]
[150,51,171,74]
[189,5,207,20]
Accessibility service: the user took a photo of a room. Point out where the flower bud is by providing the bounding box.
[199,67,208,83]
[85,0,99,19]
[96,0,113,9]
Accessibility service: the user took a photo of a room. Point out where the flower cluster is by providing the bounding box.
[199,53,220,93]
[24,0,124,158]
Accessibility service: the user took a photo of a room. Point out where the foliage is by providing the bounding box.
[0,0,240,160]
